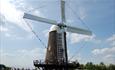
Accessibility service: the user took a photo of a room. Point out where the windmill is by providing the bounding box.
[23,0,92,70]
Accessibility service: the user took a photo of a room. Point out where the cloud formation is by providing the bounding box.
[69,33,101,44]
[0,0,44,32]
[92,34,115,64]
[0,48,46,68]
[0,26,9,32]
[106,34,115,47]
[92,47,115,55]
[92,46,115,64]
[0,0,31,31]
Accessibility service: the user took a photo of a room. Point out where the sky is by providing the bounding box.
[0,0,115,68]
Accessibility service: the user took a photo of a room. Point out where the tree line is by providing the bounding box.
[1,62,115,70]
[77,62,115,70]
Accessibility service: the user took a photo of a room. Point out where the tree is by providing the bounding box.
[85,62,95,70]
[108,64,115,70]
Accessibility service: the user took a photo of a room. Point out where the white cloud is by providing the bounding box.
[69,34,115,64]
[0,0,43,32]
[106,34,115,47]
[0,0,31,31]
[70,33,91,43]
[78,6,87,20]
[90,34,115,64]
[0,26,9,32]
[0,48,46,68]
[0,25,36,39]
[107,34,115,42]
[4,32,35,40]
[92,47,115,55]
[0,0,45,33]
[92,47,115,64]
[69,33,101,44]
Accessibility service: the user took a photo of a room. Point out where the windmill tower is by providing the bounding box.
[23,0,92,70]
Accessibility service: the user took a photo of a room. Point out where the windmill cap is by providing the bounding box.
[50,25,60,31]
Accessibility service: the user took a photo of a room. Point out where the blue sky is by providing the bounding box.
[0,0,115,68]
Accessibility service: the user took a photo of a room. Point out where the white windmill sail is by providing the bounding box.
[65,25,92,35]
[23,13,92,35]
[23,13,58,25]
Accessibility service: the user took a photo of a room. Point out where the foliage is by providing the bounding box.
[78,62,115,70]
[1,62,115,70]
